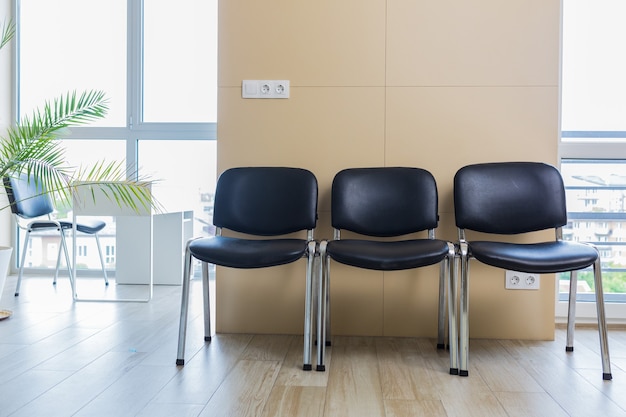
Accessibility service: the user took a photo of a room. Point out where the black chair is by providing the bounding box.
[4,172,109,296]
[316,167,458,374]
[454,161,612,380]
[176,167,319,370]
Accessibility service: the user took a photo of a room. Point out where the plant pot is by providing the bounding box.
[0,246,13,303]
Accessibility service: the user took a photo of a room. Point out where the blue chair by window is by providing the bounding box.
[316,167,458,374]
[454,161,612,380]
[176,167,319,370]
[4,172,109,296]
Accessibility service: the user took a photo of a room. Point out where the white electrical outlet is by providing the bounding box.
[505,270,540,290]
[242,80,290,99]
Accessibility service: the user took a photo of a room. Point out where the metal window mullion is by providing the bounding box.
[127,0,143,179]
[560,141,626,160]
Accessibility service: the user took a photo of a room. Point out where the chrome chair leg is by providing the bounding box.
[202,261,212,341]
[447,243,459,375]
[325,256,331,347]
[176,240,195,365]
[18,227,75,295]
[459,244,470,377]
[303,240,316,371]
[53,239,63,285]
[437,259,446,350]
[566,271,578,351]
[592,256,612,380]
[316,240,328,371]
[58,229,76,297]
[94,234,109,286]
[53,229,80,291]
[15,231,31,296]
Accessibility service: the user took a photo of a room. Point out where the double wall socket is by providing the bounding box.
[242,80,290,99]
[505,270,540,290]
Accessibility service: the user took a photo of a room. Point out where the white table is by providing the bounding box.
[71,182,154,302]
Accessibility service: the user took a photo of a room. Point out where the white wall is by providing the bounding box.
[0,2,14,250]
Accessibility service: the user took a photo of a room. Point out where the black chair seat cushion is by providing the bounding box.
[327,239,450,271]
[30,219,106,234]
[189,236,308,269]
[469,240,598,273]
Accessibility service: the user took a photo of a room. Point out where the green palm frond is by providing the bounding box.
[0,90,108,179]
[0,18,15,50]
[67,160,163,214]
[0,18,158,215]
[0,90,159,214]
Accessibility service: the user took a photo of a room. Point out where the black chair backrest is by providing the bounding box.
[213,167,318,236]
[331,167,439,237]
[3,173,55,219]
[454,162,568,234]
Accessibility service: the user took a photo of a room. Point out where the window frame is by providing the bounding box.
[557,0,626,322]
[558,143,626,324]
[12,0,217,274]
[14,0,217,170]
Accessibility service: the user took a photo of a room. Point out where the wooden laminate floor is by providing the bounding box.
[0,274,625,417]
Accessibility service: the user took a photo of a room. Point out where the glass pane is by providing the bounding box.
[56,138,127,219]
[16,140,126,272]
[143,0,218,123]
[138,140,217,237]
[19,0,127,127]
[561,0,626,132]
[560,159,626,299]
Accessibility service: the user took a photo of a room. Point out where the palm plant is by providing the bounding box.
[0,18,156,213]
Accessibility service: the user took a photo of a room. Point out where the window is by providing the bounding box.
[105,245,115,265]
[560,1,626,319]
[47,242,58,262]
[560,160,626,301]
[15,0,218,272]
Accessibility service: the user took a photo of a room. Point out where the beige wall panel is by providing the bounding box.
[219,0,386,87]
[386,0,560,86]
[382,240,556,340]
[217,87,386,214]
[385,86,559,215]
[464,263,556,340]
[436,181,558,342]
[383,266,442,337]
[436,211,458,244]
[216,262,308,334]
[216,87,385,333]
[328,263,384,336]
[316,211,333,242]
[217,0,560,339]
[381,231,556,340]
[456,229,555,340]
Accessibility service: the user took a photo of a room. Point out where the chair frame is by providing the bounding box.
[454,162,612,380]
[14,217,109,297]
[317,232,457,373]
[4,174,109,297]
[316,167,458,374]
[175,167,319,370]
[177,231,317,369]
